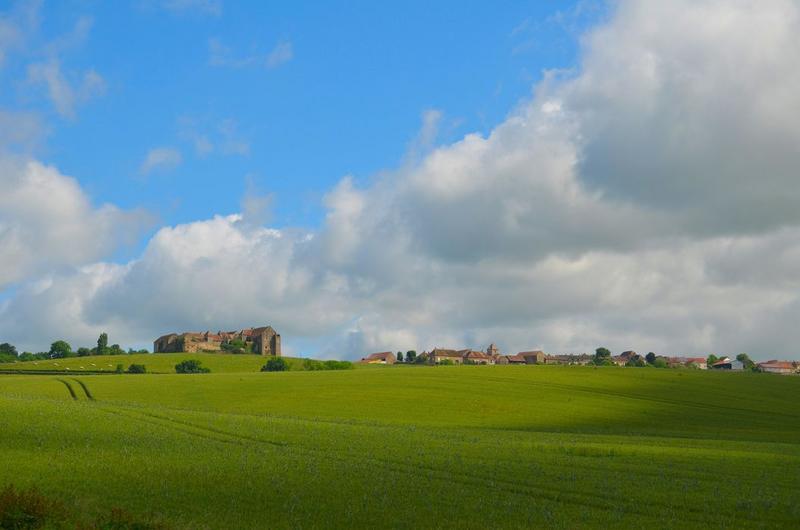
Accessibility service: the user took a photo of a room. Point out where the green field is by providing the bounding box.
[1,363,799,528]
[0,352,318,374]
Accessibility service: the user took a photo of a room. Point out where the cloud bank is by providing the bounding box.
[4,0,800,360]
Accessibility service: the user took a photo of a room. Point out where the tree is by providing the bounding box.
[736,353,754,369]
[707,354,719,367]
[108,344,125,356]
[97,333,108,355]
[594,347,612,365]
[653,357,668,368]
[49,341,73,359]
[77,347,91,357]
[0,343,18,357]
[626,356,646,367]
[406,351,417,363]
[175,359,211,374]
[261,357,289,372]
[396,351,403,363]
[645,352,656,365]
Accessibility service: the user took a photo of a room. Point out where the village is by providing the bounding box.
[360,344,800,374]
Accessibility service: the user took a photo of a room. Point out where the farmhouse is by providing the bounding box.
[154,326,281,356]
[497,353,526,364]
[519,350,546,364]
[361,352,396,364]
[757,360,798,374]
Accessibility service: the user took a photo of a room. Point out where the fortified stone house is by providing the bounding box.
[154,326,281,356]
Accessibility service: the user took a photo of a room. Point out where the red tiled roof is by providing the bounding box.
[363,351,394,361]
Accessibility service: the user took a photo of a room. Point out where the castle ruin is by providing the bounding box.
[154,326,281,356]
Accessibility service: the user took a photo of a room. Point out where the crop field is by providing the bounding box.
[1,364,799,528]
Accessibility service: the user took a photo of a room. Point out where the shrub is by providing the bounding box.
[175,360,211,374]
[438,359,454,366]
[221,339,252,354]
[653,357,668,368]
[0,485,67,529]
[302,359,353,371]
[262,357,289,372]
[323,360,353,370]
[115,364,125,374]
[127,364,147,374]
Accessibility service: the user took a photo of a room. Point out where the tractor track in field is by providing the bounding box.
[56,378,78,400]
[89,403,778,527]
[71,378,94,400]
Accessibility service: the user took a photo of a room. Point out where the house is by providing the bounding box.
[518,350,545,364]
[757,360,797,374]
[463,350,495,365]
[497,353,527,364]
[429,348,465,364]
[711,358,745,371]
[685,357,708,370]
[360,352,396,364]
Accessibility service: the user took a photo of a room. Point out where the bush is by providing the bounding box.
[175,360,211,374]
[302,359,353,371]
[127,364,147,374]
[323,360,353,370]
[0,485,67,529]
[0,353,16,364]
[653,357,668,368]
[115,364,125,374]
[262,357,289,372]
[221,339,252,354]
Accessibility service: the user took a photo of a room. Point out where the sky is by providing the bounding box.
[2,0,800,361]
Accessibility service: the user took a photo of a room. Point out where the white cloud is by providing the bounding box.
[266,40,293,69]
[0,156,150,291]
[5,0,800,361]
[139,147,183,175]
[209,37,293,70]
[26,61,106,119]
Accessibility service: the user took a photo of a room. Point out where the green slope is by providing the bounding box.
[0,352,313,373]
[0,366,798,528]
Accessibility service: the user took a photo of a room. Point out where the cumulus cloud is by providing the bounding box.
[139,147,183,175]
[5,0,800,360]
[0,157,150,291]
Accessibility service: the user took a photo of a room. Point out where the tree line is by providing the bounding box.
[0,333,148,363]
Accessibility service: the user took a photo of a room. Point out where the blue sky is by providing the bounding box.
[4,0,800,360]
[3,0,596,247]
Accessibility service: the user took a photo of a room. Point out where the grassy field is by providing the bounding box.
[1,364,798,528]
[0,352,320,373]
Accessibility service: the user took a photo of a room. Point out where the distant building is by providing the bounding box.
[612,351,638,366]
[360,352,396,364]
[544,354,593,365]
[711,358,745,371]
[518,351,546,364]
[757,360,797,374]
[497,353,527,365]
[154,326,281,356]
